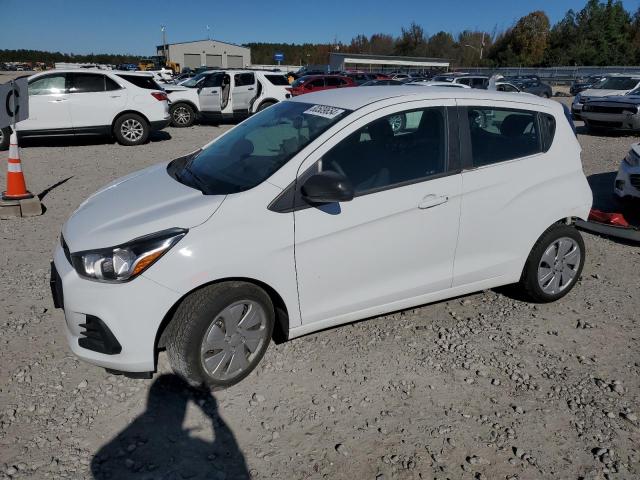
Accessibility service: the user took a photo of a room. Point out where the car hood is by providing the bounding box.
[63,162,224,252]
[581,88,630,99]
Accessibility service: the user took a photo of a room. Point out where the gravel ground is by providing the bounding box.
[0,98,639,480]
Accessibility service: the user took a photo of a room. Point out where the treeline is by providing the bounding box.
[0,49,142,65]
[249,0,640,67]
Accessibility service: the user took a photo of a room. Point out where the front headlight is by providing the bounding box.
[71,228,187,282]
[573,94,581,104]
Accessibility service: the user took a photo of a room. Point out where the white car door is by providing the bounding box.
[293,101,462,326]
[231,72,256,112]
[67,73,125,129]
[16,72,72,131]
[452,99,561,288]
[198,73,223,113]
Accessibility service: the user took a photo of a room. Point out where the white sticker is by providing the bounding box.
[303,104,345,119]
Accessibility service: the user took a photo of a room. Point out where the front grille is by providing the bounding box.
[78,315,122,355]
[584,105,638,114]
[588,119,623,128]
[630,174,640,190]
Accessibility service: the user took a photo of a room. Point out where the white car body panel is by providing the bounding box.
[615,144,640,199]
[55,87,592,373]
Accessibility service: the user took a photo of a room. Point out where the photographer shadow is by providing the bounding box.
[91,374,249,480]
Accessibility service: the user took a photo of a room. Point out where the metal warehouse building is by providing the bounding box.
[156,39,251,71]
[330,52,450,73]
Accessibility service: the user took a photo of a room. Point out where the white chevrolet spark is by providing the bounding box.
[51,87,592,388]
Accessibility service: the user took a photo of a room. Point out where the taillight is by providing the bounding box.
[151,91,168,101]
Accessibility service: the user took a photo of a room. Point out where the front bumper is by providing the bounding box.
[614,160,640,199]
[582,111,640,131]
[52,243,181,372]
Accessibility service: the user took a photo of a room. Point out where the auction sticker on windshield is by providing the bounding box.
[304,104,346,119]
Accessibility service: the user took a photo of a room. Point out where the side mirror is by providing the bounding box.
[301,171,354,204]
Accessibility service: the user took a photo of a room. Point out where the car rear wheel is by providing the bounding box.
[113,113,149,146]
[0,127,10,151]
[518,224,585,302]
[170,103,196,127]
[166,282,275,389]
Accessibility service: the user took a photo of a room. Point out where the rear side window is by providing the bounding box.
[466,107,540,167]
[69,73,106,93]
[325,77,342,87]
[265,74,289,86]
[234,73,255,86]
[309,78,325,88]
[117,74,161,90]
[539,113,556,151]
[105,76,121,91]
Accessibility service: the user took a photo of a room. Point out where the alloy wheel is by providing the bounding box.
[120,119,144,142]
[173,106,191,126]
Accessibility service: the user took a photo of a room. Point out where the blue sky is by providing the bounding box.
[1,0,638,55]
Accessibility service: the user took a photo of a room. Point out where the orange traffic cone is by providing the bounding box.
[2,131,33,200]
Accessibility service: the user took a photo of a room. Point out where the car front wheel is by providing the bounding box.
[166,282,275,389]
[518,224,585,302]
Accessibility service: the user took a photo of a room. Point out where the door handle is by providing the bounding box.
[418,194,448,209]
[110,95,121,98]
[52,98,68,102]
[248,87,254,91]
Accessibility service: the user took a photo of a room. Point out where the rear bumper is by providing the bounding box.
[150,118,171,131]
[52,243,181,372]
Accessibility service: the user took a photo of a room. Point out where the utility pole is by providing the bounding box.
[206,25,211,40]
[480,32,485,60]
[161,25,168,63]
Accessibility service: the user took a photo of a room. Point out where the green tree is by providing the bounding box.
[395,22,427,56]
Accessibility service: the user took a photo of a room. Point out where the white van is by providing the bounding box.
[165,70,291,127]
[51,87,592,388]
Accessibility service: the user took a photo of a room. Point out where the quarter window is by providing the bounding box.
[319,107,447,195]
[466,107,540,167]
[28,74,67,95]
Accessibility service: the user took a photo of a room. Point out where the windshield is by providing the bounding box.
[174,101,351,194]
[180,72,208,88]
[594,77,640,90]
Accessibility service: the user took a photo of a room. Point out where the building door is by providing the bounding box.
[184,54,201,69]
[227,55,243,68]
[206,55,222,68]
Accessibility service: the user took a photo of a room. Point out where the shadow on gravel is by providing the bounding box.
[16,130,172,149]
[90,374,249,480]
[38,176,73,201]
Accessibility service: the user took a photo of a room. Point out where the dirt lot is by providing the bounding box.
[0,98,639,480]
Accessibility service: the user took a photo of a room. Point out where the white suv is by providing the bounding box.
[165,70,291,127]
[52,87,592,388]
[1,70,170,149]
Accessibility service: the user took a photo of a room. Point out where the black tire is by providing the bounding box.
[0,126,11,151]
[166,282,275,389]
[518,224,585,303]
[257,101,276,112]
[113,113,149,146]
[170,103,196,127]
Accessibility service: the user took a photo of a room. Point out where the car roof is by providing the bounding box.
[35,69,153,77]
[289,86,555,111]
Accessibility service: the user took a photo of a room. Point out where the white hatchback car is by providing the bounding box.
[51,87,592,388]
[0,70,170,150]
[165,70,291,127]
[615,143,640,199]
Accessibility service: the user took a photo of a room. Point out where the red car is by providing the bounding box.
[288,75,355,96]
